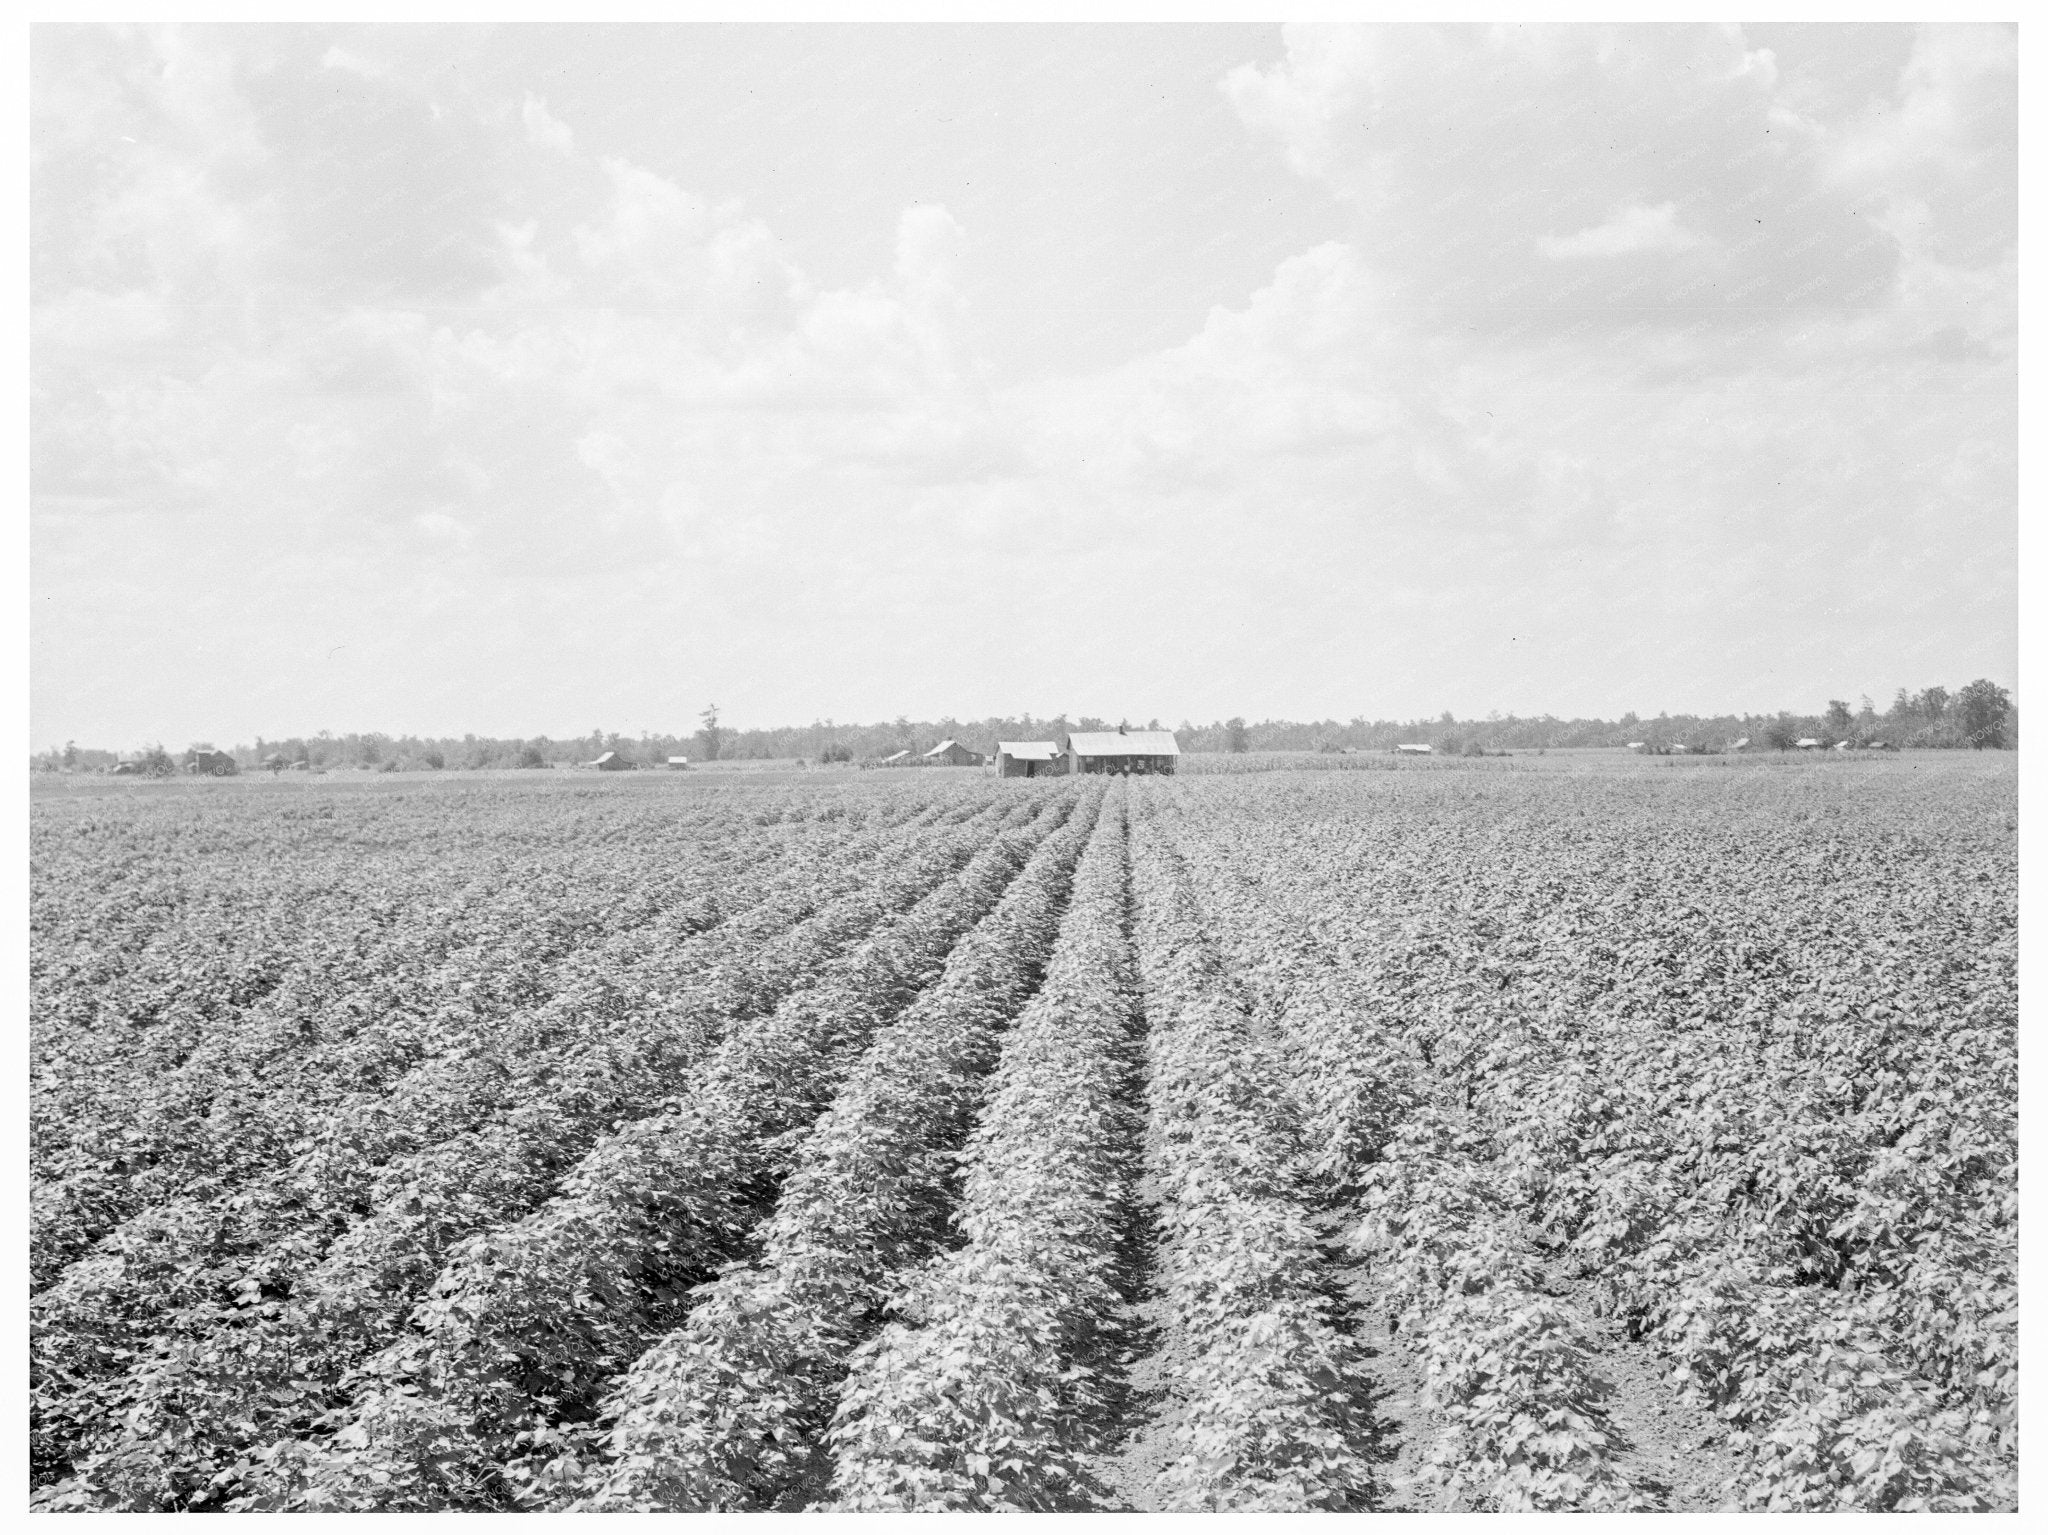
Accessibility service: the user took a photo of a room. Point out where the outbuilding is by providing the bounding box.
[188,749,238,776]
[1795,738,1821,751]
[667,756,690,769]
[994,741,1062,778]
[1066,728,1179,776]
[1397,743,1433,755]
[586,751,633,771]
[923,739,985,768]
[878,749,911,766]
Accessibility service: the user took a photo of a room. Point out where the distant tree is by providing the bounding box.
[1956,679,2012,749]
[1916,685,1951,722]
[137,743,176,777]
[516,744,546,769]
[61,740,77,770]
[699,705,724,762]
[422,749,445,770]
[1824,699,1854,737]
[1764,718,1798,752]
[1225,717,1250,753]
[820,743,853,764]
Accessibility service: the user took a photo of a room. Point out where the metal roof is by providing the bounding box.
[995,740,1060,760]
[879,749,910,762]
[1066,731,1181,757]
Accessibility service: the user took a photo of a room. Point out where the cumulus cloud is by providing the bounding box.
[30,25,2014,741]
[1537,202,1703,260]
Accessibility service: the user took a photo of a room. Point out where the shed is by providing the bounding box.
[110,761,140,776]
[994,740,1062,778]
[1626,742,1648,752]
[667,756,690,769]
[1066,728,1179,776]
[1397,743,1433,755]
[587,751,633,771]
[1832,740,1853,752]
[1795,738,1821,750]
[878,749,911,766]
[1728,737,1750,751]
[923,739,985,768]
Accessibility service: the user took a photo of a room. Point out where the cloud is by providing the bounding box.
[1224,23,1959,333]
[30,25,2015,743]
[1537,202,1702,260]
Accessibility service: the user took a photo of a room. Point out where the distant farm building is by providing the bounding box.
[1627,742,1648,752]
[188,749,237,777]
[262,752,288,774]
[994,741,1062,778]
[666,756,690,769]
[1729,737,1750,751]
[1833,740,1853,752]
[586,751,632,771]
[1796,738,1821,751]
[923,739,985,767]
[1066,728,1180,776]
[110,761,140,776]
[878,749,911,766]
[1397,743,1433,755]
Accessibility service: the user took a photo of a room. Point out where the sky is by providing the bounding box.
[31,23,2017,747]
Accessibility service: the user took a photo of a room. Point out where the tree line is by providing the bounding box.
[29,680,2015,774]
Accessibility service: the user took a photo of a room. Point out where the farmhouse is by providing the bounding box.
[923,739,984,767]
[993,741,1062,778]
[1066,728,1179,776]
[586,751,632,771]
[1397,743,1433,755]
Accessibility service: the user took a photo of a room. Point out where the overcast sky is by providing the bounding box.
[32,23,2015,746]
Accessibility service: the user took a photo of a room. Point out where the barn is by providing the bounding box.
[1066,728,1179,776]
[994,741,1061,778]
[587,751,633,771]
[188,749,238,776]
[923,739,985,768]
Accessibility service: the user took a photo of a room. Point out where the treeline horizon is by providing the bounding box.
[31,679,2017,773]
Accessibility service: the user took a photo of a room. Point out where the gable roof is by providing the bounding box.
[923,739,975,757]
[1067,730,1180,757]
[996,740,1060,761]
[879,749,910,762]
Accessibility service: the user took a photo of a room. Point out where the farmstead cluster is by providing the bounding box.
[29,754,2016,1511]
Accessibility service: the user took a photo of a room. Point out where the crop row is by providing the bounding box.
[203,791,1078,1511]
[556,782,1107,1511]
[30,805,924,1449]
[1124,806,1377,1511]
[825,781,1142,1511]
[30,803,913,1287]
[29,786,844,1183]
[1135,770,2015,1510]
[34,790,1030,1506]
